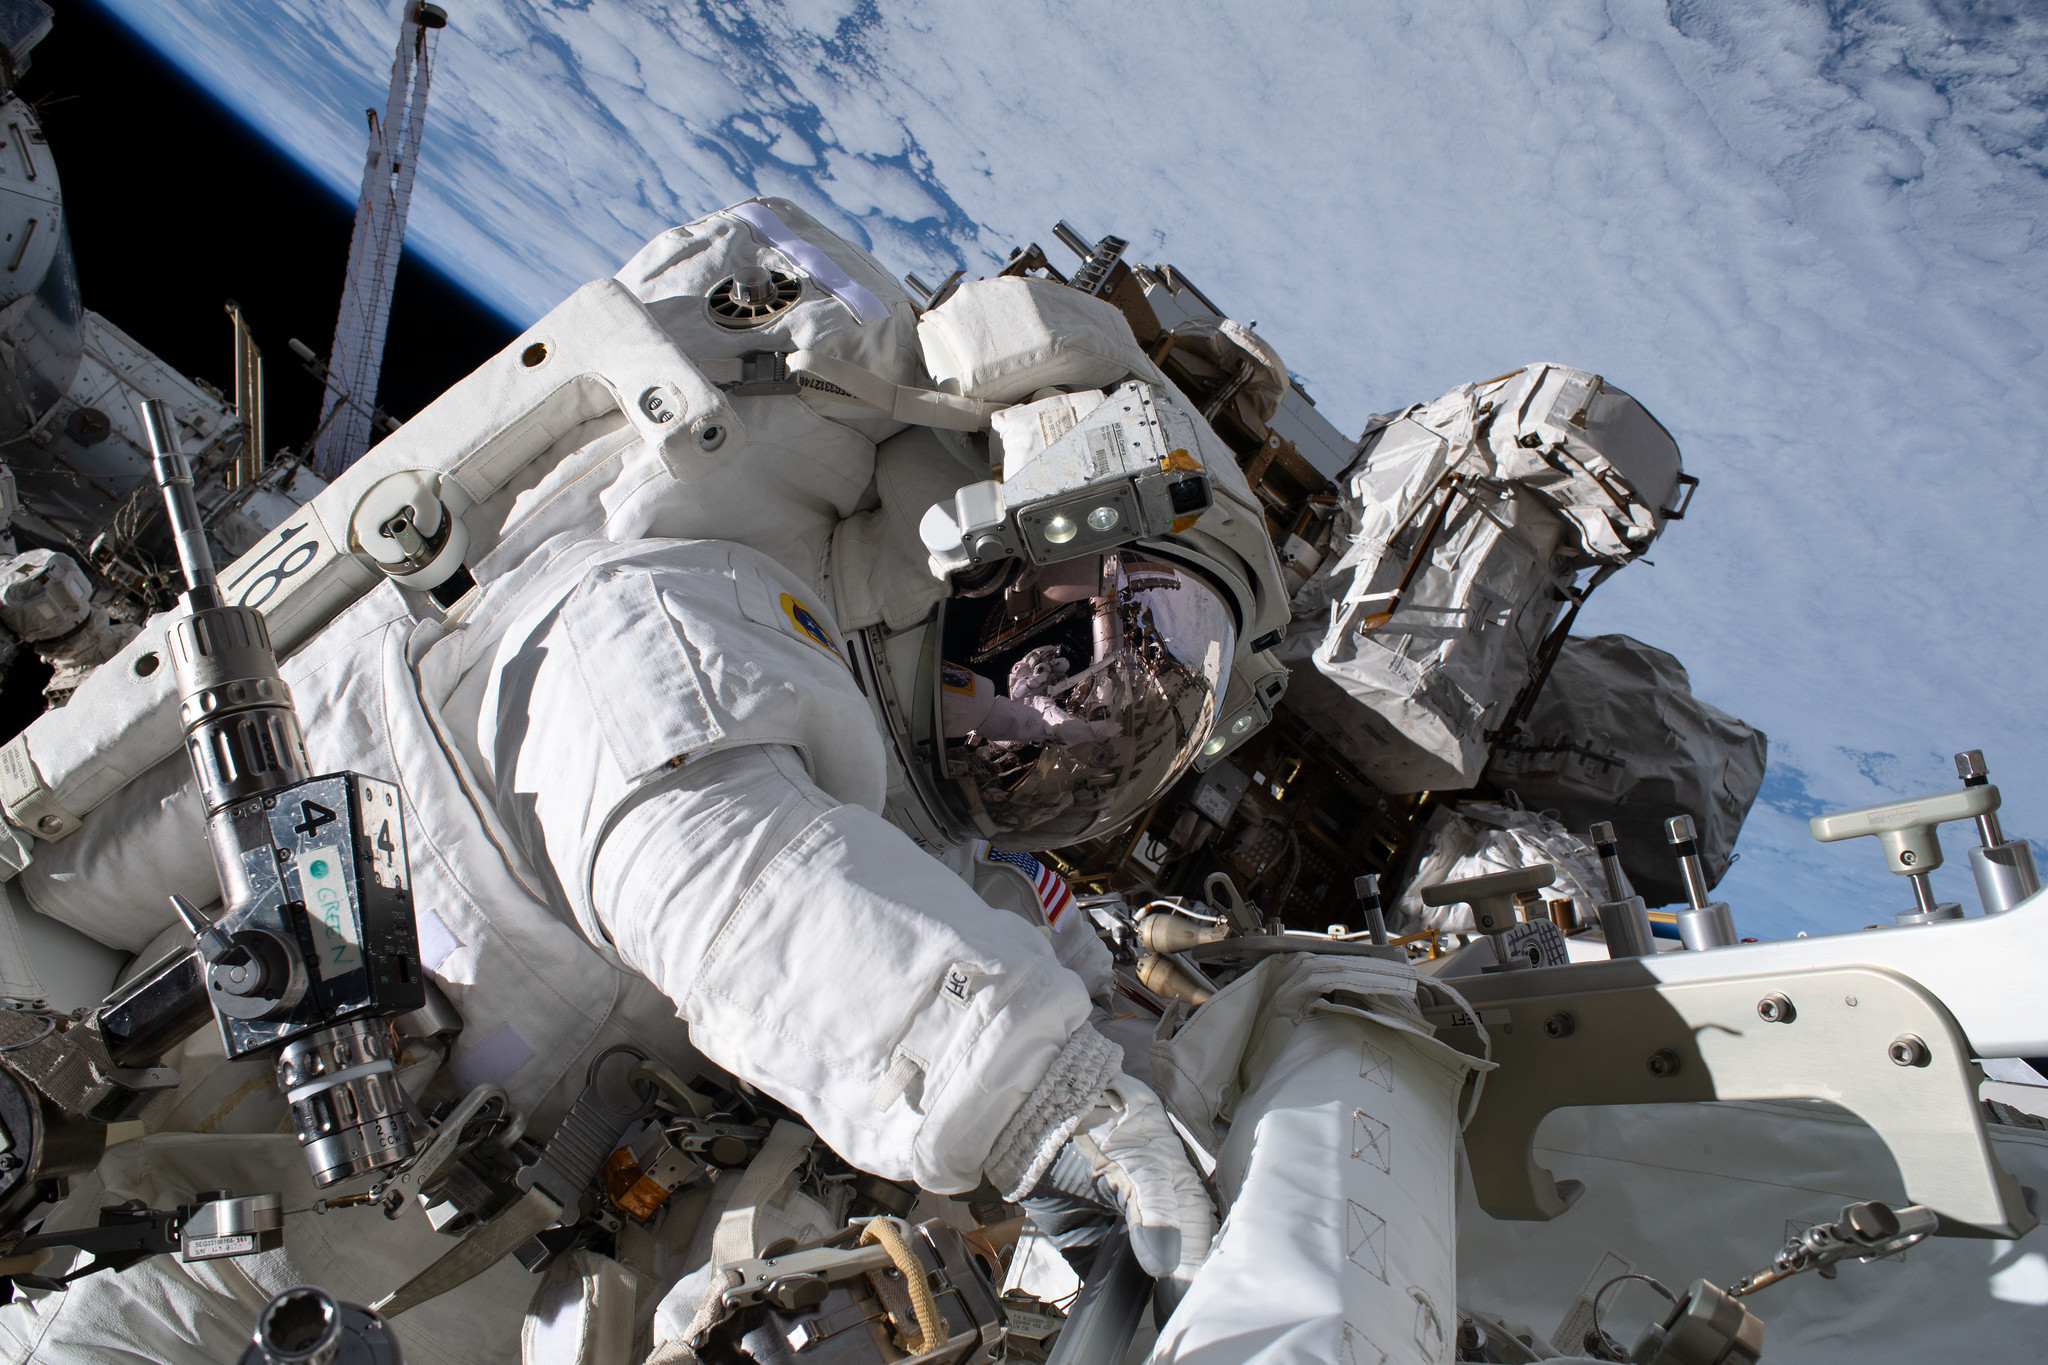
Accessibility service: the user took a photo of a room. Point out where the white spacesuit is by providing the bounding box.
[0,199,1286,1363]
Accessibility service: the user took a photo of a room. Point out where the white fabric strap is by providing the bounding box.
[709,1118,817,1268]
[0,881,48,1006]
[788,351,1003,431]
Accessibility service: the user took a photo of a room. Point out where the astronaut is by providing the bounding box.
[0,199,1287,1363]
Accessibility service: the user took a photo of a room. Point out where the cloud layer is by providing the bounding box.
[99,0,2048,936]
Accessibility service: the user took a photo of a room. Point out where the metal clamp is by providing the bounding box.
[720,1240,897,1310]
[1811,786,1999,924]
[1730,1199,1938,1297]
[1420,864,1555,972]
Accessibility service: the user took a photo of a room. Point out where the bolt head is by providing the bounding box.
[1647,1048,1681,1078]
[1544,1012,1575,1039]
[1888,1034,1931,1068]
[1757,992,1796,1024]
[35,815,60,835]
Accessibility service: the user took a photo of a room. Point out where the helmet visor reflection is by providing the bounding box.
[936,551,1235,851]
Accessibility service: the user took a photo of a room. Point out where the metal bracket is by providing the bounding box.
[1428,963,2036,1237]
[721,1240,896,1309]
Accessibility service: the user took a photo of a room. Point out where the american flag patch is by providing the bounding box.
[982,847,1075,926]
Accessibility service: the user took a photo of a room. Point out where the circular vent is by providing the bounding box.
[707,267,802,328]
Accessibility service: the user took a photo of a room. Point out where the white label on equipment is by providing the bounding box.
[299,845,363,980]
[185,1233,255,1259]
[1085,422,1124,477]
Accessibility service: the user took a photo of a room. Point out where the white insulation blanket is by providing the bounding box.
[1150,955,1487,1364]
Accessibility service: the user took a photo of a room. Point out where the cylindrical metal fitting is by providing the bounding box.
[149,398,310,814]
[252,1285,343,1365]
[1135,951,1213,1006]
[170,605,293,727]
[277,1019,415,1187]
[142,399,219,605]
[241,1283,403,1365]
[184,705,311,816]
[1971,841,2041,915]
[1354,872,1389,946]
[1596,895,1657,958]
[1137,911,1228,954]
[1955,750,2008,847]
[1676,901,1738,951]
[1590,821,1634,903]
[1666,814,1713,909]
[1894,899,1966,927]
[731,264,776,306]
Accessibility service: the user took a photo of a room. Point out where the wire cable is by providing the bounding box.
[1588,1273,1678,1360]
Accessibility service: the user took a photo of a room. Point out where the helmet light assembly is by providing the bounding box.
[919,381,1214,580]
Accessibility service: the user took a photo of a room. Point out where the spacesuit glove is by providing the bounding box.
[1032,1074,1216,1282]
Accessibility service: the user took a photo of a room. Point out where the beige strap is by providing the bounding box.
[708,1118,814,1268]
[372,1186,563,1318]
[0,881,46,1006]
[787,351,1002,431]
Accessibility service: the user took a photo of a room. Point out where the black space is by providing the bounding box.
[0,2,519,740]
[24,0,520,448]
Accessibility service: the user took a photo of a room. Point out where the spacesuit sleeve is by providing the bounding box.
[590,744,1120,1193]
[970,859,1116,1005]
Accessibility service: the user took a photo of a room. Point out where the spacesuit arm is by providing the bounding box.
[939,668,1119,745]
[590,744,1120,1194]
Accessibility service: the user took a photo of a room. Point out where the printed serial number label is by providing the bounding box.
[298,844,363,981]
[185,1233,255,1259]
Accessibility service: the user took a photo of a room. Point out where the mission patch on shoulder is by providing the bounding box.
[781,592,846,666]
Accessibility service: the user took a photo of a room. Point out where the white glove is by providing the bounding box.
[1039,1074,1216,1282]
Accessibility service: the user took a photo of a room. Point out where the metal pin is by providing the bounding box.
[1590,820,1631,902]
[169,893,237,966]
[141,399,221,606]
[1354,873,1388,946]
[1956,750,2007,848]
[1666,814,1713,910]
[1666,813,1738,949]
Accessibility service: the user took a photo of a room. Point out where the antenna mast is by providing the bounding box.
[311,2,447,479]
